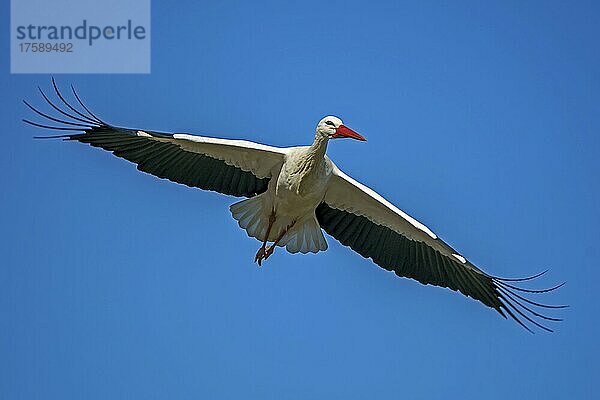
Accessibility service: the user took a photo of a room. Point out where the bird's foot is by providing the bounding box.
[254,244,275,267]
[264,245,275,260]
[254,246,268,267]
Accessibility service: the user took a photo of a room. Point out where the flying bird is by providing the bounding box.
[24,79,566,332]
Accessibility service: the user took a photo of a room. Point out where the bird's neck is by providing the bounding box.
[309,133,329,160]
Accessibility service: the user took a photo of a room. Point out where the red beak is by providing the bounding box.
[332,125,366,141]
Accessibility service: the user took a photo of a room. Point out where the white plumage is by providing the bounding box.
[23,80,566,332]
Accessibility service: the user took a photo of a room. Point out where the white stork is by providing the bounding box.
[25,79,566,332]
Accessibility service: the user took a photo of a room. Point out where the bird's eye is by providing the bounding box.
[325,121,335,127]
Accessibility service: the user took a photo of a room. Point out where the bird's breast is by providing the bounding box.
[274,154,331,216]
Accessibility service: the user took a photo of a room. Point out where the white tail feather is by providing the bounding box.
[230,194,270,241]
[230,196,327,254]
[279,216,328,254]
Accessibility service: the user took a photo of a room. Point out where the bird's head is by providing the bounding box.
[316,116,366,141]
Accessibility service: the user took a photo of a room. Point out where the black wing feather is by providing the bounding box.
[24,82,270,198]
[316,203,566,332]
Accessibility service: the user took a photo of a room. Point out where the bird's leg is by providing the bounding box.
[264,220,296,260]
[255,210,276,266]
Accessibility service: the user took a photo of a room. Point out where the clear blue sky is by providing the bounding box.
[1,1,598,398]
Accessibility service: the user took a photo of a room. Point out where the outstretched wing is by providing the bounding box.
[24,79,287,198]
[317,163,566,332]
